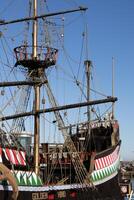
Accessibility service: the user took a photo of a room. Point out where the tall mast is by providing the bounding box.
[112,57,115,119]
[85,60,92,122]
[33,0,37,58]
[11,2,88,178]
[85,23,91,123]
[33,0,40,175]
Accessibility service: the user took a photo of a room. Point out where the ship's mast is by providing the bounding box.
[85,60,92,122]
[11,3,88,176]
[112,57,115,119]
[33,0,40,175]
[33,0,38,58]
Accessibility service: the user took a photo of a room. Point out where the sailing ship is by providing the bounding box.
[0,1,123,199]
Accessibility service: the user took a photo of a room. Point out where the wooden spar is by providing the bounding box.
[0,80,47,87]
[32,0,40,175]
[0,97,117,121]
[0,7,87,26]
[85,60,91,122]
[112,57,115,119]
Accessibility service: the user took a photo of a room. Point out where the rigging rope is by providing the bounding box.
[11,83,32,133]
[0,33,32,150]
[44,73,91,185]
[0,37,18,110]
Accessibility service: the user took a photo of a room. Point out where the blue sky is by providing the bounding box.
[0,0,134,160]
[88,0,134,159]
[86,0,134,160]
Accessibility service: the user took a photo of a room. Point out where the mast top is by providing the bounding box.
[14,46,58,77]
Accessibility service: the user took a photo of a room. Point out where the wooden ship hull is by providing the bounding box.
[0,142,123,200]
[0,176,122,200]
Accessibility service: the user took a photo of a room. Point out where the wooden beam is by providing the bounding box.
[0,7,87,26]
[0,97,117,121]
[0,80,47,87]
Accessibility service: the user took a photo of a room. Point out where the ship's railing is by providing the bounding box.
[60,119,119,134]
[40,151,90,165]
[14,45,58,64]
